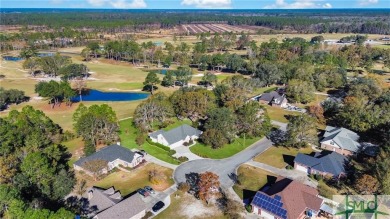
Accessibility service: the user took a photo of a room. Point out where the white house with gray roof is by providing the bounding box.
[73,144,144,175]
[149,124,202,149]
[320,126,361,156]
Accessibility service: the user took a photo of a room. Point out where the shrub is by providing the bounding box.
[178,156,189,163]
[178,182,190,193]
[168,150,176,156]
[286,165,293,170]
[245,204,252,213]
[62,130,75,141]
[188,139,194,145]
[146,138,171,151]
[149,169,166,185]
[183,142,190,146]
[136,133,146,146]
[318,180,337,199]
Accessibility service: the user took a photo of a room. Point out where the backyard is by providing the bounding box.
[233,164,277,200]
[253,146,314,168]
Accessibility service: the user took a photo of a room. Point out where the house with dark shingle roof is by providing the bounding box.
[73,144,144,175]
[258,91,288,108]
[93,193,146,219]
[86,187,123,216]
[149,124,202,149]
[294,151,348,178]
[251,177,323,219]
[320,126,361,156]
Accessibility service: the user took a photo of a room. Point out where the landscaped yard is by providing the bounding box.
[119,118,192,164]
[233,164,277,200]
[190,136,261,159]
[94,163,174,196]
[154,191,227,219]
[254,146,314,168]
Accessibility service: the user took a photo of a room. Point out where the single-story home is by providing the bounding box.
[93,193,146,219]
[258,91,288,108]
[294,151,348,178]
[86,187,123,216]
[320,126,360,156]
[73,144,144,175]
[251,177,323,219]
[149,124,202,149]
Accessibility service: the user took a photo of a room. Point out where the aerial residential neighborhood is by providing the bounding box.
[0,2,390,219]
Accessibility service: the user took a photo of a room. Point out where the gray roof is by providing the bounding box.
[321,126,360,152]
[149,124,202,145]
[294,152,348,176]
[88,187,122,214]
[74,145,136,167]
[94,194,146,219]
[259,91,286,105]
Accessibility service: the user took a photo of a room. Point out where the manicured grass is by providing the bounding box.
[62,137,84,166]
[190,136,261,159]
[95,163,174,196]
[233,164,276,200]
[119,118,181,165]
[264,105,299,123]
[253,146,313,168]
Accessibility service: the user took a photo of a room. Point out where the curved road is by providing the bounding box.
[173,137,273,189]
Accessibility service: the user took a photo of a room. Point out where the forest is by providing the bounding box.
[1,9,389,34]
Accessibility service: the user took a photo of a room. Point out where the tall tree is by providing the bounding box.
[143,72,160,95]
[161,71,175,87]
[286,114,318,148]
[198,172,220,203]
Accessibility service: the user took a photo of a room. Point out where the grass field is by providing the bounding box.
[233,164,276,200]
[253,146,314,168]
[190,136,261,159]
[95,163,174,196]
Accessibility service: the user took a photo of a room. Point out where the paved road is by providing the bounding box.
[271,120,287,131]
[173,137,273,188]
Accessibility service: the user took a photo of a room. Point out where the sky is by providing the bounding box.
[1,0,389,9]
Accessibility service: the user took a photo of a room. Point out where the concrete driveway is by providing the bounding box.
[173,137,273,189]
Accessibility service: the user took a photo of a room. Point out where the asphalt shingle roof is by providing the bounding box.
[94,194,146,219]
[294,152,347,176]
[88,187,122,214]
[74,145,136,167]
[321,126,360,152]
[149,124,202,145]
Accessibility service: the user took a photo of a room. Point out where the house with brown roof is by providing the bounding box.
[251,177,323,219]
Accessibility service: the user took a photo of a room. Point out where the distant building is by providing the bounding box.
[73,144,144,175]
[251,177,323,219]
[320,126,360,156]
[258,91,288,108]
[149,124,202,149]
[294,151,348,178]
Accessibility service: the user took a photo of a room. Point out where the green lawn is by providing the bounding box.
[190,136,261,159]
[264,105,299,123]
[233,164,277,200]
[62,137,84,166]
[254,146,313,168]
[119,118,187,165]
[95,163,174,196]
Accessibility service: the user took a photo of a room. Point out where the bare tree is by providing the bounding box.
[82,159,108,181]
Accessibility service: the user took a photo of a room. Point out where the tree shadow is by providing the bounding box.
[185,172,200,194]
[243,175,278,205]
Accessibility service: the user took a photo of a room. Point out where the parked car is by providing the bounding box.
[144,186,155,194]
[140,150,147,155]
[137,188,150,197]
[152,201,165,212]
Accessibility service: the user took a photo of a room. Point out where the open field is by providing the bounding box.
[179,23,259,34]
[233,164,276,200]
[94,163,174,196]
[254,146,314,168]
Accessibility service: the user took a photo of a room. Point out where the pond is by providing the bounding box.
[37,52,55,57]
[3,56,23,61]
[71,89,149,102]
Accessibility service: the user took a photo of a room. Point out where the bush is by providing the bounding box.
[178,156,189,163]
[168,150,176,156]
[177,182,190,193]
[245,205,252,213]
[286,165,293,170]
[318,180,337,199]
[62,130,75,141]
[146,138,171,151]
[183,142,190,146]
[136,133,146,146]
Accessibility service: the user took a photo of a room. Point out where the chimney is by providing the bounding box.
[88,190,93,200]
[117,141,121,146]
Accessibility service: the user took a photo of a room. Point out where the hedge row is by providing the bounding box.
[146,137,171,151]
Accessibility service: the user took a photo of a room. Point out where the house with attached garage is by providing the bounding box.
[258,91,288,108]
[251,177,323,219]
[320,126,361,156]
[294,151,348,179]
[149,124,202,149]
[93,193,146,219]
[73,144,144,175]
